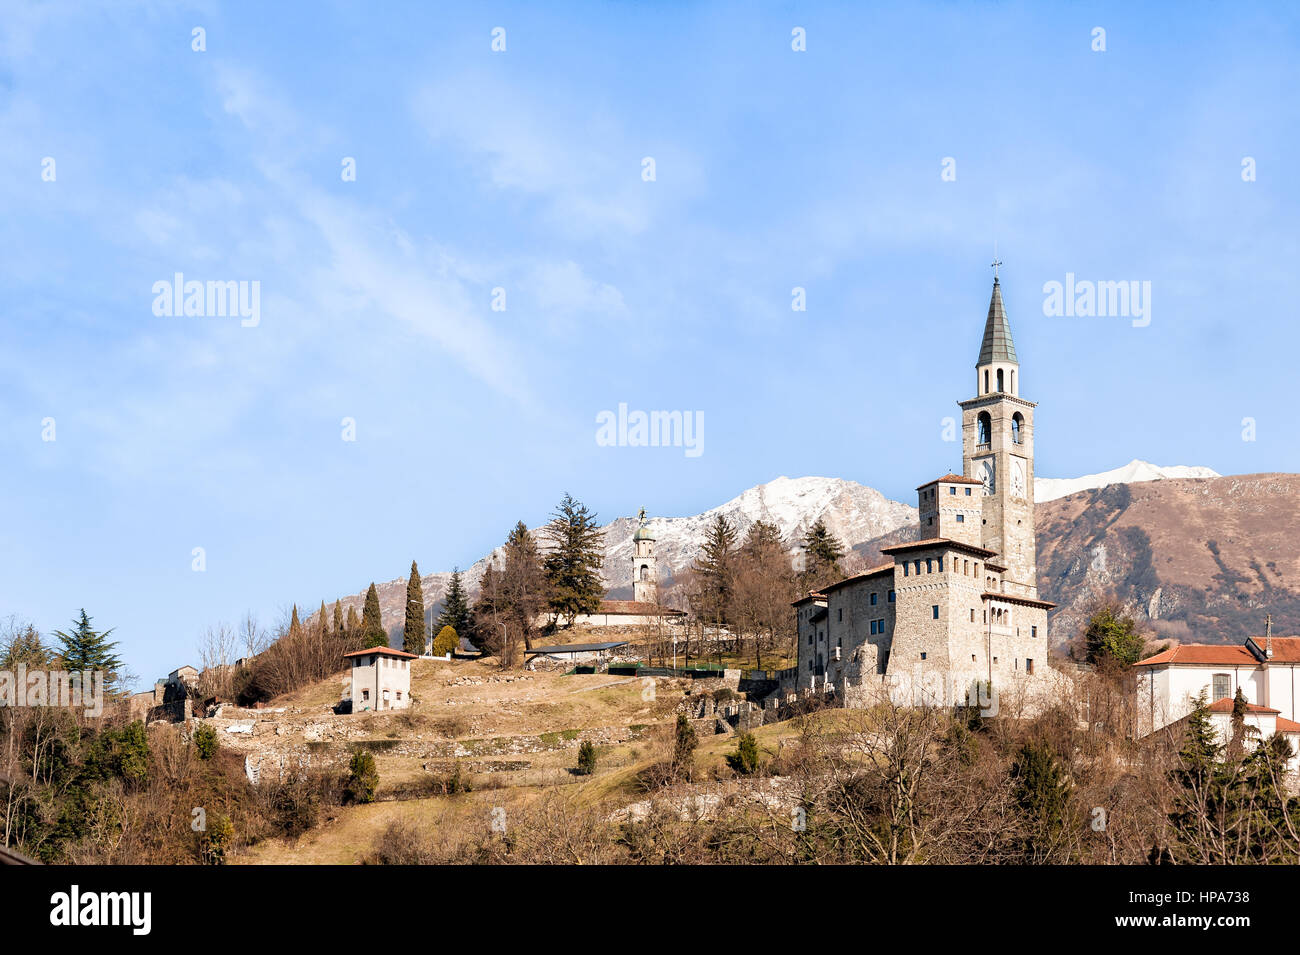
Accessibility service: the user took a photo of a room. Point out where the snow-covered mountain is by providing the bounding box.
[337,463,1220,628]
[600,476,916,592]
[1034,459,1220,503]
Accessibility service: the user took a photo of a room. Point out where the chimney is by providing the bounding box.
[1266,613,1274,659]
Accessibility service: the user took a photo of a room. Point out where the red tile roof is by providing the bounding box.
[880,537,998,558]
[1277,717,1300,734]
[343,646,418,659]
[820,565,895,592]
[1207,697,1279,714]
[1134,644,1259,667]
[980,592,1056,609]
[916,474,984,489]
[1245,636,1300,663]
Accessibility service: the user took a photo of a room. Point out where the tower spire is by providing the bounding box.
[978,273,1017,366]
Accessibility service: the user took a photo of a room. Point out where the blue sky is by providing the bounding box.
[3,1,1299,684]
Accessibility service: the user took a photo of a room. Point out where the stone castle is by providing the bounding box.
[795,272,1064,710]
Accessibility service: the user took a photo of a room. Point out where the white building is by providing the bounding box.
[345,646,416,712]
[1135,632,1300,737]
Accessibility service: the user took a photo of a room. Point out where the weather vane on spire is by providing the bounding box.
[991,242,1002,281]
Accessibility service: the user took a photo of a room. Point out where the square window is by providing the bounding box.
[932,605,939,619]
[949,486,956,495]
[921,652,927,660]
[870,593,878,606]
[965,487,972,496]
[956,513,964,523]
[1026,659,1035,675]
[1032,626,1038,638]
[888,590,895,602]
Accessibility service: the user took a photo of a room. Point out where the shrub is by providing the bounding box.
[727,732,760,775]
[672,714,697,779]
[345,749,379,804]
[193,724,218,760]
[197,812,235,865]
[576,740,597,776]
[432,625,459,657]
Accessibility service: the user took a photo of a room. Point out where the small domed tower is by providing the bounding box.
[632,506,657,603]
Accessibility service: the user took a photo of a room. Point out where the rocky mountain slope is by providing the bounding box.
[334,464,1298,652]
[1033,474,1300,647]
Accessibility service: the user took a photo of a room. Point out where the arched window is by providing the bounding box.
[977,412,991,445]
[1012,412,1023,444]
[639,564,650,581]
[996,369,1004,392]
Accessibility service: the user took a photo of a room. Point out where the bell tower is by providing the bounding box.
[632,507,657,603]
[959,269,1039,598]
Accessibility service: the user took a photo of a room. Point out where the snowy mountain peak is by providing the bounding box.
[1034,460,1220,503]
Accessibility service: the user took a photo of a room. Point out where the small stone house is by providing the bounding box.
[345,646,416,712]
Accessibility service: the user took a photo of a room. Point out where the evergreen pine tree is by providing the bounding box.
[501,522,547,655]
[53,610,124,691]
[469,563,501,652]
[361,583,387,648]
[1,623,52,669]
[801,518,845,586]
[1168,692,1229,863]
[403,561,427,655]
[691,514,738,629]
[1011,738,1074,862]
[1083,604,1147,668]
[544,494,605,626]
[436,567,472,638]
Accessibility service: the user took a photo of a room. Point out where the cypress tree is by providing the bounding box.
[289,605,302,637]
[361,583,387,648]
[404,561,427,655]
[346,605,359,636]
[333,600,344,637]
[53,609,124,691]
[318,600,329,636]
[437,567,471,638]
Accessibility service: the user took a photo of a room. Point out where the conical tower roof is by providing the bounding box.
[978,278,1018,365]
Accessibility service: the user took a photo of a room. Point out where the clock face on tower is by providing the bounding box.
[1011,457,1026,500]
[978,458,995,495]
